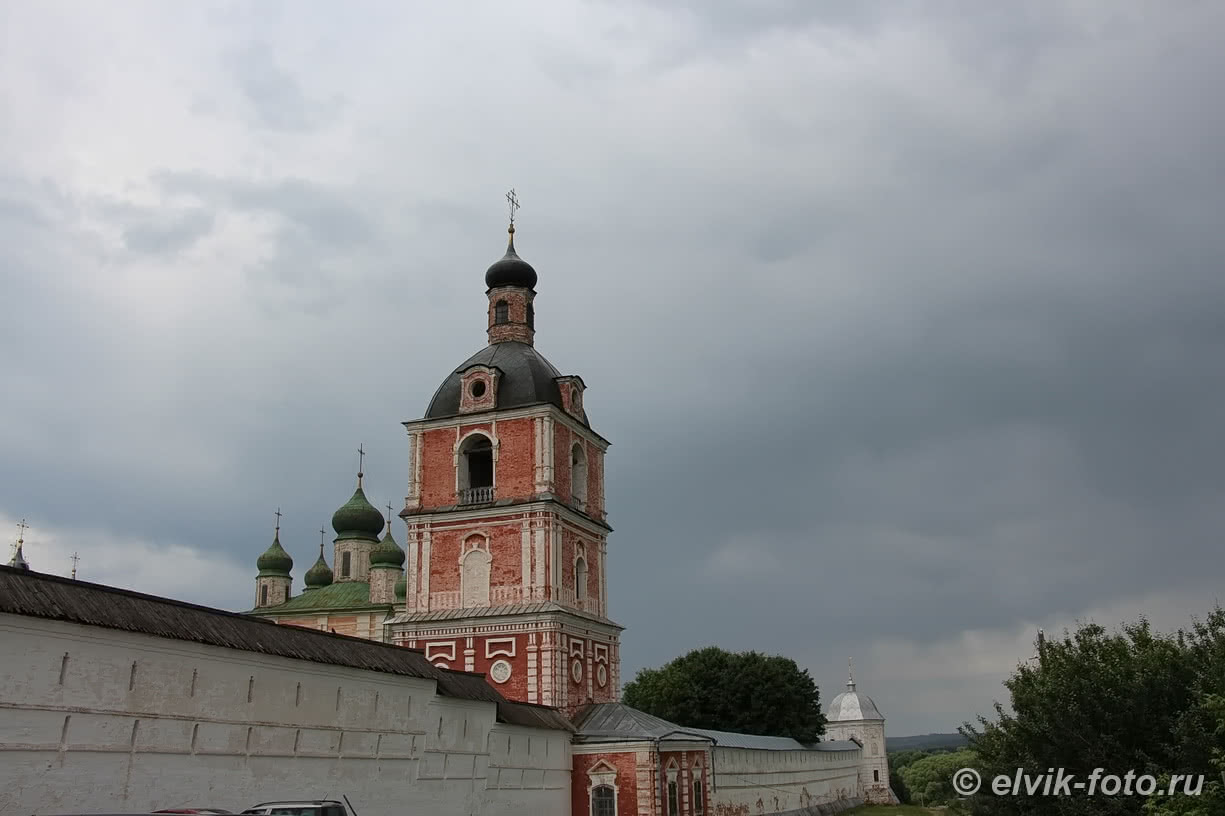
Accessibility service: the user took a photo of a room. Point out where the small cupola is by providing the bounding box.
[8,519,30,571]
[304,534,334,590]
[485,190,537,346]
[256,515,294,577]
[332,472,385,543]
[370,517,406,568]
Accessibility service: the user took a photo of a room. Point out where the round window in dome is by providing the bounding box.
[470,380,487,399]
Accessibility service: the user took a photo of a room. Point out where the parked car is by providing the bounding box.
[239,801,351,816]
[154,810,233,814]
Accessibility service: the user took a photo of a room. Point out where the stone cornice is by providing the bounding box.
[403,403,611,450]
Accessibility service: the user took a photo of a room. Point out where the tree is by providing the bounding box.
[964,608,1225,816]
[621,646,827,742]
[900,749,976,806]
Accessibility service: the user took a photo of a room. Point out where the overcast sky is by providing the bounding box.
[3,1,1224,737]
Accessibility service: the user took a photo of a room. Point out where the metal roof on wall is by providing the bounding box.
[0,565,572,731]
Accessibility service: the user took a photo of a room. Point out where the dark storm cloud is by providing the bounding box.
[3,1,1225,733]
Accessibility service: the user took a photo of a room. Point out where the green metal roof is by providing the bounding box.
[248,580,389,615]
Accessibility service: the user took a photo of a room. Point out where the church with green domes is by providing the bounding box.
[249,472,407,641]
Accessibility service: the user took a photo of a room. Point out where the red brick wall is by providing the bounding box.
[573,751,640,816]
[487,288,535,345]
[469,633,530,700]
[420,427,460,508]
[418,418,538,508]
[494,417,535,497]
[659,749,712,816]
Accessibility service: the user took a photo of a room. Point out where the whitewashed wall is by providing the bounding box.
[0,614,570,816]
[710,745,862,814]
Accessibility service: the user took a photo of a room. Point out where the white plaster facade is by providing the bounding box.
[824,719,892,803]
[0,613,570,816]
[708,745,863,813]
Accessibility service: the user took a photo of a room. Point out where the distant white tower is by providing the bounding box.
[825,659,894,804]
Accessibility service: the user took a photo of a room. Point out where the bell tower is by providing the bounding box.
[386,196,622,713]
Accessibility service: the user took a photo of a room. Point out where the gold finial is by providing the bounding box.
[16,518,28,545]
[357,443,366,487]
[506,188,520,236]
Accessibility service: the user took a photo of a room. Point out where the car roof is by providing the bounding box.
[249,802,341,806]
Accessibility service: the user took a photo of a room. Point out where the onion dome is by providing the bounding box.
[484,226,537,290]
[370,518,405,568]
[394,575,407,602]
[332,483,384,541]
[304,545,333,589]
[256,532,294,577]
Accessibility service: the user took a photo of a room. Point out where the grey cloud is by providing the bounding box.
[4,2,1225,735]
[122,208,215,254]
[224,42,341,131]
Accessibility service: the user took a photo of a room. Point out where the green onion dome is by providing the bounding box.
[303,550,334,589]
[370,522,406,568]
[256,533,294,577]
[394,574,408,602]
[331,484,384,541]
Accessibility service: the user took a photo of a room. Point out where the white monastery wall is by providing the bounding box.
[709,745,862,814]
[0,614,570,816]
[825,721,891,803]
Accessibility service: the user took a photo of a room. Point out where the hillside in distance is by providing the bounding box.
[886,732,969,752]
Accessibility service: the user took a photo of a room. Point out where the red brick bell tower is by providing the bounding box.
[387,197,622,713]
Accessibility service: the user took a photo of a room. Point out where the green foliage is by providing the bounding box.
[964,607,1225,816]
[621,646,827,742]
[890,766,912,804]
[1143,695,1225,816]
[898,749,977,806]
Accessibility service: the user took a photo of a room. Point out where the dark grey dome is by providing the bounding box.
[425,342,586,422]
[485,230,537,290]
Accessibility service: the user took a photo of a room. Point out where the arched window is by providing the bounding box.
[575,556,588,602]
[341,551,351,578]
[591,785,615,816]
[693,780,704,816]
[494,300,509,324]
[461,547,492,607]
[571,442,588,506]
[667,780,678,816]
[526,301,534,329]
[458,433,494,503]
[260,584,269,605]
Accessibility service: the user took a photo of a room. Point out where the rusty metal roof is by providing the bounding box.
[0,566,569,730]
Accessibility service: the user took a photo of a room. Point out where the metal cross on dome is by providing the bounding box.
[506,188,520,227]
[274,507,282,533]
